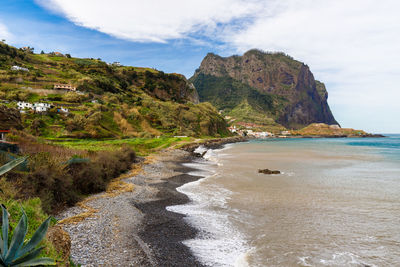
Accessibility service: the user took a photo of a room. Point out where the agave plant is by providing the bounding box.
[0,157,27,196]
[0,206,55,266]
[0,157,27,177]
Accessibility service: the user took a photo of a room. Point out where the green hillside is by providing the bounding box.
[0,42,229,138]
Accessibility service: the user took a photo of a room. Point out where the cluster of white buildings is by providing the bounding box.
[17,101,69,114]
[228,125,274,138]
[11,65,29,72]
[107,62,121,66]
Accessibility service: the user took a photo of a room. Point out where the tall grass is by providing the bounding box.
[3,131,138,213]
[52,136,192,155]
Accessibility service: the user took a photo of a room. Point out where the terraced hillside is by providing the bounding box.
[0,42,229,138]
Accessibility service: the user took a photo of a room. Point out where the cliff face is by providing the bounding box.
[190,49,338,129]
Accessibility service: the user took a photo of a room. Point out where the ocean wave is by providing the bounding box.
[167,148,251,267]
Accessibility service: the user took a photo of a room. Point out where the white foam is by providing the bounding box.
[167,148,251,267]
[234,250,253,267]
[182,162,216,177]
[194,145,208,154]
[297,256,313,266]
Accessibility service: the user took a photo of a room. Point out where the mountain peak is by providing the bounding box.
[190,50,338,130]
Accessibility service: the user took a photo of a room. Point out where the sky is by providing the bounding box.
[0,0,399,133]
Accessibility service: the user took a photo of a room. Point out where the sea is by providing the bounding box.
[167,134,400,267]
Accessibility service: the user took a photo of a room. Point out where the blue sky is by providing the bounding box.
[0,0,219,76]
[1,0,399,133]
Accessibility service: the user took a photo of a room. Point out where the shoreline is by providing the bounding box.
[133,155,205,266]
[52,134,384,266]
[56,141,231,266]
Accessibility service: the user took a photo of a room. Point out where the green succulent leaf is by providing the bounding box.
[0,218,3,255]
[11,246,43,265]
[0,157,27,176]
[13,257,56,266]
[1,205,8,257]
[0,206,54,266]
[5,209,28,263]
[16,217,51,258]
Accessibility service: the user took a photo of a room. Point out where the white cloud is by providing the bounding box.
[36,0,261,43]
[0,23,10,40]
[35,0,400,132]
[227,0,400,132]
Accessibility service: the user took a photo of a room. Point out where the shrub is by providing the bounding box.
[62,92,83,103]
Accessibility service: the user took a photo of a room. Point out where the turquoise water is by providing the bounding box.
[346,134,400,159]
[169,136,400,267]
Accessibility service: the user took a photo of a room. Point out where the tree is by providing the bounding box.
[40,50,45,54]
[65,54,71,58]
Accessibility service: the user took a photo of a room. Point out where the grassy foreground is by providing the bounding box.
[0,133,208,265]
[51,136,194,155]
[0,185,62,264]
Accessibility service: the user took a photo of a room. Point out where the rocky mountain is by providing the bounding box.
[190,49,338,130]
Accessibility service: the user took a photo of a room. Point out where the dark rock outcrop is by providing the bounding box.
[180,136,248,153]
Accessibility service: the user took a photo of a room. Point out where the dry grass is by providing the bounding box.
[10,129,87,159]
[113,111,138,137]
[58,200,99,225]
[140,120,161,137]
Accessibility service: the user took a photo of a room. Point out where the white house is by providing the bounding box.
[17,101,33,110]
[17,101,53,113]
[33,103,51,112]
[11,65,29,72]
[34,106,47,112]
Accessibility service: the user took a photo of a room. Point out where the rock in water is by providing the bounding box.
[258,169,281,175]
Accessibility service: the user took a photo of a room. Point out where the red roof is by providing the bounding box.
[0,130,10,133]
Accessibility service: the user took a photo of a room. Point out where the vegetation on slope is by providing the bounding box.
[191,73,287,133]
[0,42,228,138]
[291,123,368,137]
